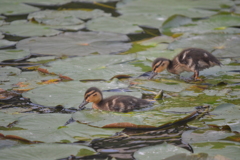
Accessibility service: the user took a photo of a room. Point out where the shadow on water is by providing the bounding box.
[58,107,209,160]
[59,127,193,160]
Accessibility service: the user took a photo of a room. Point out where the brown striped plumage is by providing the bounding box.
[149,48,222,81]
[79,87,151,112]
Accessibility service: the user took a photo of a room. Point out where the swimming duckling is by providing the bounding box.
[149,48,222,81]
[79,87,151,112]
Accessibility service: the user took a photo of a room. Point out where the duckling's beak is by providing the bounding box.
[78,100,88,110]
[148,71,158,80]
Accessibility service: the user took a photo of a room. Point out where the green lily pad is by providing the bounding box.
[117,0,231,18]
[192,142,240,160]
[0,143,96,160]
[0,49,30,62]
[170,14,240,34]
[168,34,240,58]
[73,107,192,128]
[0,39,16,49]
[0,66,59,90]
[27,56,56,62]
[17,31,131,56]
[0,20,61,37]
[136,80,192,92]
[134,143,191,160]
[0,1,39,16]
[39,55,140,80]
[137,36,174,46]
[0,113,121,143]
[28,9,110,24]
[0,112,25,127]
[205,103,240,132]
[86,14,164,34]
[22,81,142,108]
[162,14,192,29]
[0,32,3,38]
[182,130,235,144]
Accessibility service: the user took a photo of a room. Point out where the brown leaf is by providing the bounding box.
[13,88,33,93]
[37,68,50,74]
[110,74,132,80]
[0,133,4,137]
[37,68,56,75]
[102,122,157,129]
[38,79,60,84]
[59,74,73,81]
[0,89,18,100]
[5,135,31,143]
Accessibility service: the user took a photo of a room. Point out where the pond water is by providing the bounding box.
[0,0,240,160]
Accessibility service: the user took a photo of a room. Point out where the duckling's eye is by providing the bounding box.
[93,94,97,96]
[161,63,165,66]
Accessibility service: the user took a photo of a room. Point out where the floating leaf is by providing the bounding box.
[170,14,240,34]
[168,34,240,58]
[117,0,230,18]
[102,122,157,129]
[0,66,59,90]
[0,39,16,49]
[0,20,61,37]
[37,55,140,80]
[0,113,121,143]
[0,143,96,160]
[0,49,30,62]
[191,142,240,160]
[28,9,110,24]
[0,1,39,16]
[134,143,191,160]
[162,14,192,29]
[205,103,240,132]
[86,14,164,34]
[17,31,131,56]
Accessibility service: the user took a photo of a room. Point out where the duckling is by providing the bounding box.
[79,87,151,112]
[149,48,222,81]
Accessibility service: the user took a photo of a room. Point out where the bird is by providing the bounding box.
[78,87,152,112]
[149,48,222,81]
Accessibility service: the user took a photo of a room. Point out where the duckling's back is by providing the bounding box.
[97,95,151,112]
[174,48,221,71]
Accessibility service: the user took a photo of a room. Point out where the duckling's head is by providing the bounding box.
[149,58,170,79]
[79,87,103,110]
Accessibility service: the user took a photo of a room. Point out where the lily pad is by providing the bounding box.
[38,55,140,80]
[0,66,59,90]
[117,0,231,18]
[86,14,164,34]
[0,1,39,16]
[0,20,61,37]
[135,80,192,92]
[28,9,110,24]
[181,130,235,144]
[0,113,121,143]
[162,14,192,29]
[192,142,240,160]
[22,81,142,108]
[205,103,240,132]
[16,31,131,56]
[170,14,240,34]
[72,107,194,128]
[134,143,191,160]
[0,143,96,160]
[168,34,240,58]
[0,49,30,62]
[0,112,25,127]
[0,39,16,49]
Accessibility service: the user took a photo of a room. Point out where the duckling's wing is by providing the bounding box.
[176,48,221,71]
[105,95,150,112]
